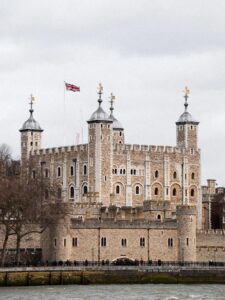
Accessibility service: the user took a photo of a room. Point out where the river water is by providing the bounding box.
[1,284,225,300]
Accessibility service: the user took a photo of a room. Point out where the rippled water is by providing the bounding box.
[0,284,225,300]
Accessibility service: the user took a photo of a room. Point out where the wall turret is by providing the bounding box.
[177,205,197,262]
[176,87,199,150]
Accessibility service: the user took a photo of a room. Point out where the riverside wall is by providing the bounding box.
[1,266,225,286]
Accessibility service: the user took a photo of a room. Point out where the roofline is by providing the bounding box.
[176,121,199,125]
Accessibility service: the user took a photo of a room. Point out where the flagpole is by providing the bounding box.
[63,82,66,146]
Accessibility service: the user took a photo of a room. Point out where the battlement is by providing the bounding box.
[197,230,225,235]
[176,205,197,216]
[114,143,200,155]
[143,200,171,211]
[31,144,88,156]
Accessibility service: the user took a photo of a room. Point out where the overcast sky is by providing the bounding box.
[0,0,224,186]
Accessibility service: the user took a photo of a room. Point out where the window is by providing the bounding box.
[54,239,57,247]
[83,185,88,194]
[123,169,126,175]
[57,167,61,177]
[44,189,49,200]
[30,141,33,146]
[173,171,177,179]
[191,189,195,197]
[83,165,87,176]
[191,172,195,180]
[45,168,49,178]
[131,169,136,175]
[135,185,140,195]
[120,131,122,136]
[32,170,36,179]
[64,238,66,247]
[120,169,123,175]
[72,237,77,247]
[140,237,145,247]
[157,214,161,220]
[70,166,74,176]
[112,168,117,175]
[121,239,127,247]
[166,188,169,195]
[116,185,120,194]
[101,237,106,247]
[57,187,62,200]
[70,186,75,199]
[172,188,176,196]
[155,170,159,178]
[168,238,173,248]
[186,238,189,246]
[154,187,158,195]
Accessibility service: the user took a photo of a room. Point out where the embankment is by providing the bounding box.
[1,266,225,286]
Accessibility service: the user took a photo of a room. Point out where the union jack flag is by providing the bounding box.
[65,82,80,92]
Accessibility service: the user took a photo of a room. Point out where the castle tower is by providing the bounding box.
[176,87,199,150]
[177,205,197,262]
[19,95,43,165]
[108,93,124,145]
[87,84,113,206]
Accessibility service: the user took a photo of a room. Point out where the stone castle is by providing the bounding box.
[3,84,225,263]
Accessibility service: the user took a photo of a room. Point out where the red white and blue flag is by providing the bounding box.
[65,82,80,92]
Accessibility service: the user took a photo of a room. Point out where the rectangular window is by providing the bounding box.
[140,237,145,247]
[70,166,74,176]
[101,237,106,247]
[72,237,77,247]
[64,238,66,247]
[168,238,173,248]
[186,238,189,246]
[121,238,127,247]
[54,238,57,247]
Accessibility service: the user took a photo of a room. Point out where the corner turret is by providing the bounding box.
[176,87,199,150]
[108,93,124,145]
[87,84,113,205]
[19,95,43,164]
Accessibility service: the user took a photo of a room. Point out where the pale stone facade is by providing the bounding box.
[2,87,225,264]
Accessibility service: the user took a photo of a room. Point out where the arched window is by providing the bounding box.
[57,187,62,199]
[83,165,87,176]
[172,188,177,196]
[123,169,126,175]
[120,169,123,175]
[155,170,159,178]
[70,186,74,199]
[157,214,161,220]
[191,172,195,180]
[191,189,195,197]
[70,166,74,176]
[154,187,158,195]
[57,167,61,177]
[83,185,88,194]
[116,185,120,194]
[135,186,140,195]
[173,171,177,179]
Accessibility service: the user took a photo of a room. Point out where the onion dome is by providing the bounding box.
[108,93,124,130]
[87,83,112,124]
[20,95,43,132]
[176,87,199,125]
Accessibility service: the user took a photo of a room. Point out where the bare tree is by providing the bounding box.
[0,144,68,266]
